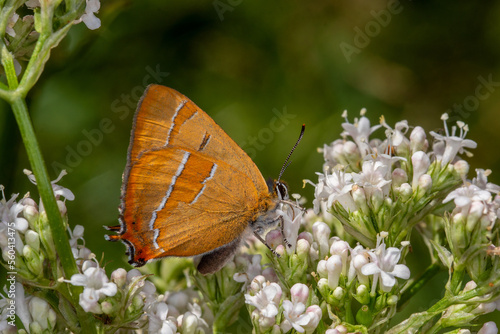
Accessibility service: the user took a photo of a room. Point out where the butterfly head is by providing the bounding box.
[275,180,289,200]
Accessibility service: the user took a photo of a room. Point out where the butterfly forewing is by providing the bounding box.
[126,84,267,194]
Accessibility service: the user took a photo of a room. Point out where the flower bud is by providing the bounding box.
[399,183,413,201]
[326,255,342,289]
[453,160,469,179]
[250,275,266,293]
[355,284,370,305]
[410,126,428,152]
[325,142,344,163]
[326,329,342,334]
[130,294,144,312]
[464,280,477,292]
[181,312,199,334]
[29,322,43,334]
[111,268,127,288]
[412,151,430,189]
[317,278,331,301]
[298,231,313,244]
[271,324,281,334]
[473,302,496,315]
[330,238,350,275]
[450,213,467,251]
[392,168,408,189]
[22,199,39,228]
[466,201,484,233]
[477,321,498,334]
[317,260,328,278]
[291,283,309,304]
[332,286,345,301]
[38,211,55,260]
[101,298,118,315]
[387,295,398,305]
[312,222,331,259]
[416,174,432,198]
[344,141,361,164]
[25,230,40,252]
[57,200,67,216]
[23,245,43,277]
[296,238,310,261]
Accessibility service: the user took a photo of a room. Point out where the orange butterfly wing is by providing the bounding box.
[107,85,274,266]
[118,147,272,264]
[126,84,267,194]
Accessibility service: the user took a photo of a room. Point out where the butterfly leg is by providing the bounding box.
[253,231,280,257]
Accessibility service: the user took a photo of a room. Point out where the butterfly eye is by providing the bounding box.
[275,181,288,200]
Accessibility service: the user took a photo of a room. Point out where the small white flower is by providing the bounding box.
[308,168,356,214]
[430,114,477,165]
[281,300,310,333]
[68,262,117,313]
[245,278,282,319]
[341,109,382,157]
[302,305,323,334]
[361,235,410,293]
[380,118,409,148]
[148,302,178,334]
[349,244,370,285]
[79,0,101,30]
[69,224,85,249]
[443,184,491,215]
[352,160,392,197]
[473,169,500,194]
[0,195,28,234]
[24,169,75,202]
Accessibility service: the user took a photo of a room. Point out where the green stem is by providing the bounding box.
[448,263,465,296]
[10,97,98,333]
[10,98,77,278]
[1,44,18,91]
[398,263,441,310]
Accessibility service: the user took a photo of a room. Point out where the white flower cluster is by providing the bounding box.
[245,277,322,333]
[307,111,479,249]
[63,227,211,333]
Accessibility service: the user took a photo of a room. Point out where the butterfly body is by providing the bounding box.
[106,85,283,274]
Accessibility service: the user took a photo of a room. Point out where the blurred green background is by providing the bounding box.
[1,0,500,329]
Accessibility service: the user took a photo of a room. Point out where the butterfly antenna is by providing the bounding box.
[278,124,305,182]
